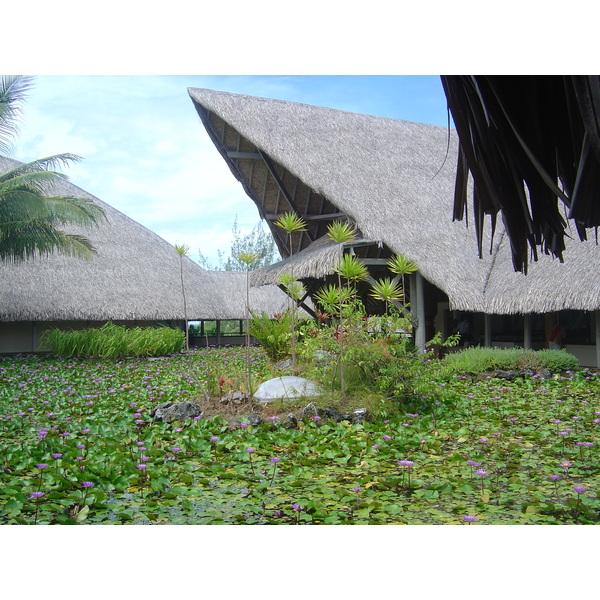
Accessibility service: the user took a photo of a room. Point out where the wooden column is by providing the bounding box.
[411,272,426,354]
[523,314,532,349]
[484,314,492,347]
[596,310,600,368]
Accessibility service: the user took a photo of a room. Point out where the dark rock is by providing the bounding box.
[284,413,298,430]
[151,401,203,423]
[301,401,324,421]
[247,413,263,427]
[273,359,294,371]
[351,408,368,424]
[491,370,520,380]
[220,391,248,405]
[324,407,352,422]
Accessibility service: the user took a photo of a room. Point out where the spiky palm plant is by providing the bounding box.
[370,277,404,314]
[387,254,417,301]
[274,212,307,372]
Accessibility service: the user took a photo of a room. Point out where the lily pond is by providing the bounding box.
[1,346,598,525]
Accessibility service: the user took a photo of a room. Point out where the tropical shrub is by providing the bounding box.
[249,311,293,362]
[43,322,185,358]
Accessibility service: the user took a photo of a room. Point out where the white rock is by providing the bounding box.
[253,376,322,403]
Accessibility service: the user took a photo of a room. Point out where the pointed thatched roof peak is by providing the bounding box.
[189,87,600,315]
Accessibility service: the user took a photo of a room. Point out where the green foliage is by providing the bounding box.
[274,212,307,234]
[387,254,418,276]
[0,347,598,525]
[334,254,368,282]
[369,277,404,307]
[442,346,580,375]
[249,311,293,361]
[536,349,580,372]
[326,220,357,244]
[43,322,185,358]
[0,75,105,262]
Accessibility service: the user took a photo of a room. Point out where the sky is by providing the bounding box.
[10,75,450,266]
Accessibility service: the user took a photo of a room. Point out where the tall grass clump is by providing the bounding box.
[442,346,579,375]
[43,322,185,358]
[536,348,580,372]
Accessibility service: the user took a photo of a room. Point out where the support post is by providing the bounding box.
[524,314,532,349]
[596,310,600,369]
[484,314,492,347]
[412,271,426,354]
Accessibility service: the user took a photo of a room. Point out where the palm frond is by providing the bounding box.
[0,75,34,154]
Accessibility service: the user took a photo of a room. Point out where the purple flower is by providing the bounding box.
[174,428,183,433]
[462,515,477,523]
[475,469,488,477]
[81,429,91,434]
[561,460,572,469]
[77,444,86,449]
[81,482,95,488]
[171,447,181,453]
[479,438,488,443]
[136,441,145,446]
[292,503,304,512]
[352,486,362,493]
[312,416,321,422]
[270,457,281,463]
[239,422,248,428]
[35,464,49,470]
[550,474,561,481]
[371,444,380,450]
[51,453,63,459]
[246,448,256,454]
[30,491,45,499]
[573,485,586,494]
[136,464,146,470]
[75,456,84,461]
[398,460,415,468]
[382,435,392,441]
[210,436,220,442]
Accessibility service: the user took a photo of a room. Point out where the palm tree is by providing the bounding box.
[238,250,260,395]
[0,75,104,262]
[174,244,191,351]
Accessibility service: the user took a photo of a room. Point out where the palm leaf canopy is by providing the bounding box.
[442,75,600,273]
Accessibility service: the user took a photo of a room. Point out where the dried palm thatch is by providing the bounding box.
[0,156,279,322]
[208,270,309,318]
[189,87,600,316]
[442,75,600,273]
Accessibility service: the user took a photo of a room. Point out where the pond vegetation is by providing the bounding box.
[1,345,598,525]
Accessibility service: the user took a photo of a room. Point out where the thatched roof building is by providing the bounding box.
[188,87,600,317]
[0,155,292,352]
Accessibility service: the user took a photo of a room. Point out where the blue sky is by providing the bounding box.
[11,75,450,265]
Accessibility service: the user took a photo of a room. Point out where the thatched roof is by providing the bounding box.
[208,270,310,318]
[250,234,348,286]
[0,156,285,322]
[189,87,600,315]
